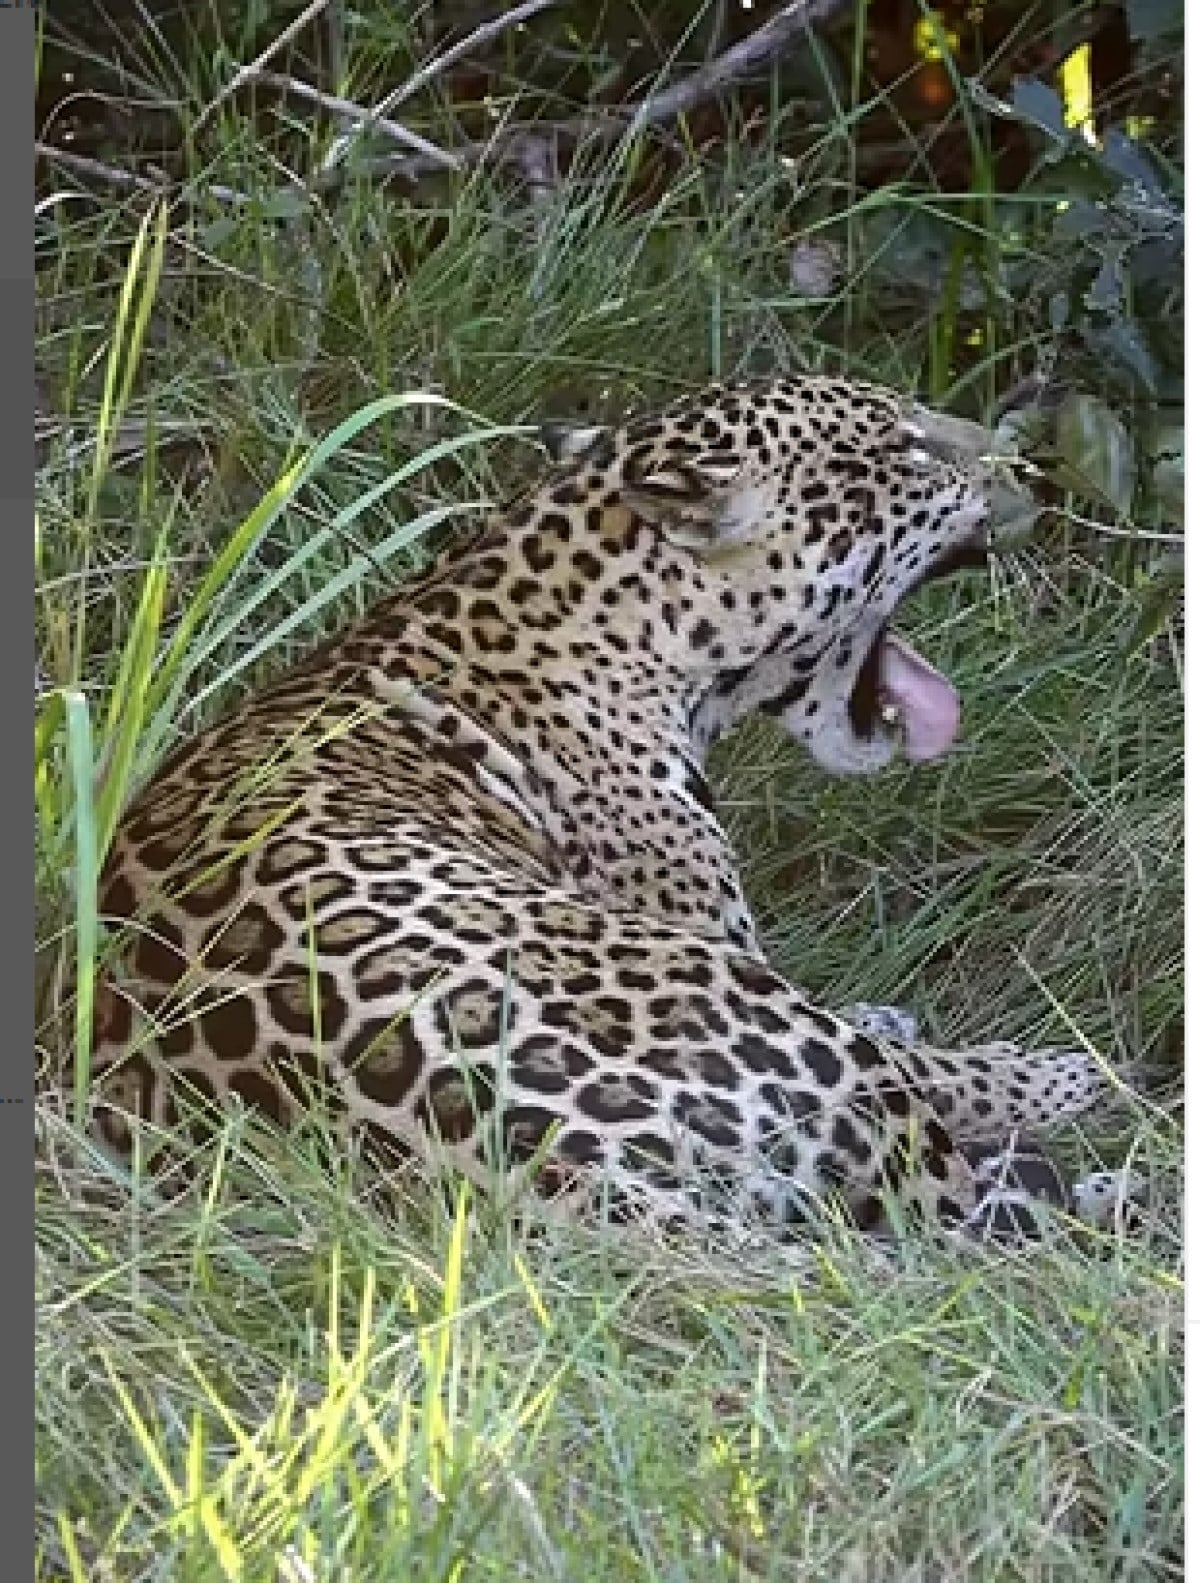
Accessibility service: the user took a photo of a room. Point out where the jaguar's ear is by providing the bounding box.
[623,453,763,554]
[539,422,613,464]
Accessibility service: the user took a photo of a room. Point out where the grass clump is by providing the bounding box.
[36,3,1182,1577]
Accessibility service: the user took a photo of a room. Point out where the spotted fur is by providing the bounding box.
[88,374,1114,1237]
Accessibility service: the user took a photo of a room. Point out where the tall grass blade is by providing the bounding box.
[85,204,168,525]
[63,690,97,1121]
[95,538,167,863]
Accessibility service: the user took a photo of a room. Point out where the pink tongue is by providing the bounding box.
[880,635,960,762]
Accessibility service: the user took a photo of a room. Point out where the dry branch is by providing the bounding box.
[325,0,853,185]
[35,141,248,207]
[322,0,561,173]
[614,0,852,139]
[192,0,336,136]
[254,72,462,169]
[388,0,561,111]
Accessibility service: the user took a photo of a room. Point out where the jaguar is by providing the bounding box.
[87,373,1131,1239]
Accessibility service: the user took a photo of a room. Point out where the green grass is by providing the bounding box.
[37,1104,1181,1582]
[36,7,1182,1577]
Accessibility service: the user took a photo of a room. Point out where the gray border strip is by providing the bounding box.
[19,3,37,1578]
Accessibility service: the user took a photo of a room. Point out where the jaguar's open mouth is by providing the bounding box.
[849,538,992,762]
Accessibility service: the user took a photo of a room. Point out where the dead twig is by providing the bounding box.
[35,141,249,207]
[387,0,560,112]
[38,82,459,205]
[253,72,461,169]
[36,141,164,197]
[322,0,561,172]
[311,140,506,189]
[191,0,335,137]
[614,0,852,139]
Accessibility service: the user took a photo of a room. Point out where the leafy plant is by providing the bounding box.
[966,0,1183,533]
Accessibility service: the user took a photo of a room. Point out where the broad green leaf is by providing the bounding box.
[86,203,167,524]
[95,546,167,864]
[1084,318,1162,396]
[181,499,488,722]
[1055,392,1135,516]
[1010,77,1069,145]
[142,395,522,739]
[1101,130,1166,198]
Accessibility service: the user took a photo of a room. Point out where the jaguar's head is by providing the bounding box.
[542,374,1037,775]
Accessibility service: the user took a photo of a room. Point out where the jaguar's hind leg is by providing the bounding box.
[885,1038,1111,1143]
[840,1006,1114,1130]
[837,1006,1138,1238]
